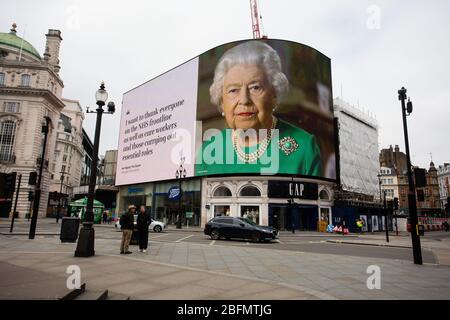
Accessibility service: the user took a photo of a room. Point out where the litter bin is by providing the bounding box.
[418,224,425,237]
[60,217,80,243]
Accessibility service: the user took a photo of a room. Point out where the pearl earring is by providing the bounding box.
[221,112,225,117]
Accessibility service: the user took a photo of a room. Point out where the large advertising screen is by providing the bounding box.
[116,39,335,186]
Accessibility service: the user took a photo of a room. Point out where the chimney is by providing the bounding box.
[395,145,400,153]
[44,29,62,73]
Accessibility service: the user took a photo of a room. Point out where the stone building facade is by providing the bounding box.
[379,145,407,174]
[48,98,84,216]
[397,162,441,216]
[0,24,65,218]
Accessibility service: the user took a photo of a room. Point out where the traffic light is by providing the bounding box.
[394,197,399,210]
[5,172,17,196]
[28,191,34,202]
[28,172,37,185]
[414,168,427,188]
[387,200,393,210]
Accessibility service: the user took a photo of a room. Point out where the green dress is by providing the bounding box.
[195,118,322,177]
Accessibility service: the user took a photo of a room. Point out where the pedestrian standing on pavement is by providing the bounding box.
[120,205,135,254]
[356,218,364,234]
[137,205,151,253]
[102,211,108,224]
[56,209,61,223]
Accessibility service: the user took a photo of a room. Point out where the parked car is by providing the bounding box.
[204,216,278,242]
[115,214,166,232]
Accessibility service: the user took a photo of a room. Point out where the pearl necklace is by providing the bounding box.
[232,117,277,163]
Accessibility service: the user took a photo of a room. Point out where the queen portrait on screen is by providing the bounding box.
[195,41,322,177]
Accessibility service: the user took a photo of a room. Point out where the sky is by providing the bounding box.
[2,0,450,169]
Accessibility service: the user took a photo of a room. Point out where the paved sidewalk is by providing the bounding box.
[1,233,450,299]
[326,232,450,266]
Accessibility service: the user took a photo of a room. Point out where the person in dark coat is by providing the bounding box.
[137,205,151,252]
[120,205,135,254]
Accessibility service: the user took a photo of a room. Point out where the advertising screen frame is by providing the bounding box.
[116,39,337,187]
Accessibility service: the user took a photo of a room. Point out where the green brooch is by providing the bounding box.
[278,137,299,155]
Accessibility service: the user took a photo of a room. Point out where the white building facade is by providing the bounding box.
[379,166,399,201]
[48,98,84,215]
[0,24,65,218]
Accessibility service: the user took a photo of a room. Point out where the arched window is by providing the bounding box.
[213,186,232,197]
[0,72,5,86]
[0,121,16,162]
[239,186,261,197]
[21,74,31,87]
[319,189,330,201]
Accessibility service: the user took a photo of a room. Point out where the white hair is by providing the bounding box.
[209,41,290,111]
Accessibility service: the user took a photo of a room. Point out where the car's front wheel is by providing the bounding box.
[210,229,220,240]
[251,231,261,243]
[153,225,162,233]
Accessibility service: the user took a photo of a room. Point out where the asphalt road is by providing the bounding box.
[1,220,440,264]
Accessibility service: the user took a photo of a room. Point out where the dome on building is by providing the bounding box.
[0,24,41,60]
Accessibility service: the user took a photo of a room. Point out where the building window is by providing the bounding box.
[0,72,5,86]
[21,74,31,87]
[63,155,67,163]
[51,174,54,180]
[319,190,330,200]
[64,145,69,152]
[61,165,66,173]
[0,121,16,161]
[239,186,261,197]
[3,102,19,113]
[386,189,394,198]
[213,186,232,197]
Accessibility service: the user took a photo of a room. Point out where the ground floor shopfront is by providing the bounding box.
[116,179,202,227]
[201,176,334,231]
[116,176,334,230]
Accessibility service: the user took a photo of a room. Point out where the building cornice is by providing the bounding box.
[0,60,64,86]
[0,86,65,109]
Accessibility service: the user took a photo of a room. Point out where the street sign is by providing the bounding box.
[186,212,193,219]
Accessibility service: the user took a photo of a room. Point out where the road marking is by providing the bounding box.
[175,234,194,242]
[150,233,171,239]
[209,240,216,246]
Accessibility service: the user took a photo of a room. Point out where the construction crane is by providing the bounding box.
[250,0,268,39]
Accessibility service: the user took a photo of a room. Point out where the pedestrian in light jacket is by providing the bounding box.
[137,205,151,253]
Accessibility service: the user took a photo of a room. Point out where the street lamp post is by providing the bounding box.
[75,82,115,257]
[398,87,422,265]
[29,116,51,239]
[175,157,186,229]
[383,190,389,243]
[377,173,389,242]
[56,170,68,222]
